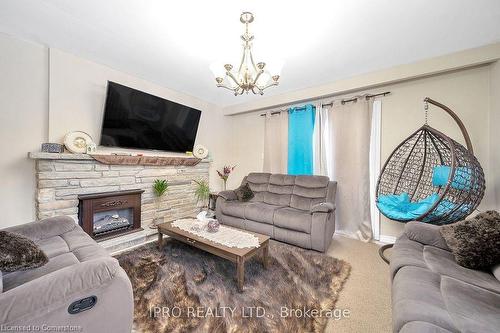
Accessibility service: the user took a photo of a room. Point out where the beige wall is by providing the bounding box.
[224,43,500,115]
[228,112,266,189]
[48,49,231,192]
[227,65,496,238]
[0,35,230,228]
[0,34,48,228]
[490,61,500,207]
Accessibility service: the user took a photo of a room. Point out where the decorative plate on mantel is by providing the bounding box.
[64,131,93,154]
[193,144,209,159]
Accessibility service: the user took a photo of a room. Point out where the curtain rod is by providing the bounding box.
[259,91,391,117]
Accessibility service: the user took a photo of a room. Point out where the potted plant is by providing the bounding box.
[216,165,236,190]
[193,179,210,211]
[150,179,169,229]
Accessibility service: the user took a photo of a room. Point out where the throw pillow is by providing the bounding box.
[440,211,500,270]
[235,183,254,202]
[0,231,48,272]
[492,263,500,282]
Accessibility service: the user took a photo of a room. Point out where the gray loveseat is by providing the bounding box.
[0,216,133,332]
[216,173,337,252]
[391,222,500,333]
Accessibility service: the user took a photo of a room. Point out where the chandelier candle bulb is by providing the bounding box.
[211,12,282,96]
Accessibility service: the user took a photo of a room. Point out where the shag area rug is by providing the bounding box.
[117,240,351,333]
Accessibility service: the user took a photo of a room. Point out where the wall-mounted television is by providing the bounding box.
[100,81,202,153]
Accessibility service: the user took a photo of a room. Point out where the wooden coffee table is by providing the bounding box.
[157,220,270,292]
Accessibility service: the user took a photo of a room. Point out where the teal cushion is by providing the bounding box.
[377,192,440,221]
[423,199,471,223]
[432,165,472,190]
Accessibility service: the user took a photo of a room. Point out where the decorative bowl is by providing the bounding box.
[207,219,220,233]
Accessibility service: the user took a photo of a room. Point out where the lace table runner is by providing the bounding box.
[171,219,260,249]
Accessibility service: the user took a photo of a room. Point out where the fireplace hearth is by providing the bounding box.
[78,189,144,240]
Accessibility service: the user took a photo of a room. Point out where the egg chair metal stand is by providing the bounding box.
[377,97,485,263]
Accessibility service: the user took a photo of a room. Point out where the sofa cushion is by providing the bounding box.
[251,192,266,203]
[423,246,500,294]
[246,173,271,202]
[290,195,327,211]
[1,220,114,292]
[219,215,245,229]
[400,322,455,333]
[218,190,237,201]
[246,173,271,193]
[441,276,500,333]
[295,175,329,188]
[390,235,428,279]
[4,216,76,241]
[246,172,271,184]
[440,210,500,270]
[264,192,292,206]
[405,222,450,250]
[273,227,312,249]
[2,252,79,292]
[0,231,48,272]
[274,207,312,233]
[72,244,110,262]
[35,236,69,258]
[245,220,273,237]
[245,202,283,224]
[392,266,457,333]
[0,257,121,325]
[290,175,329,211]
[311,202,335,213]
[269,174,295,186]
[263,174,294,206]
[61,228,100,252]
[393,227,500,333]
[221,201,249,219]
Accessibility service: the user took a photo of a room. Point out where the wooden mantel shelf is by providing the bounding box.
[28,152,210,164]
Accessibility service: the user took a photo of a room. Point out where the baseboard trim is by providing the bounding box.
[334,230,361,241]
[335,231,398,244]
[379,235,397,244]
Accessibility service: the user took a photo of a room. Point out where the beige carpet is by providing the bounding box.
[325,235,393,332]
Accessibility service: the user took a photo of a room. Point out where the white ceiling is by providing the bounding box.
[1,0,500,107]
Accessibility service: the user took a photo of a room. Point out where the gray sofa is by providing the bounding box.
[391,222,500,333]
[216,173,337,252]
[0,216,133,332]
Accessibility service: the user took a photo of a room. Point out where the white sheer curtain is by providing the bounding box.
[313,103,330,176]
[263,111,288,173]
[315,98,376,242]
[369,100,382,240]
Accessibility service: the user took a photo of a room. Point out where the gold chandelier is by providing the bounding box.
[210,12,282,96]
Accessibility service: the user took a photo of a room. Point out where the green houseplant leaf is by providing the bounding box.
[152,179,169,197]
[193,179,210,207]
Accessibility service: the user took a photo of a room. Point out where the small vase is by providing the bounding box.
[223,179,227,191]
[207,219,220,233]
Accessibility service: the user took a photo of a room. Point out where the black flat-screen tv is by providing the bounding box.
[100,81,202,152]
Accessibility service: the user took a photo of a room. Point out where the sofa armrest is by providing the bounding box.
[218,190,237,201]
[0,257,121,324]
[310,202,335,214]
[405,222,450,250]
[2,216,76,241]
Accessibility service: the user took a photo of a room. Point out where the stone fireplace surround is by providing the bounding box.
[29,152,209,250]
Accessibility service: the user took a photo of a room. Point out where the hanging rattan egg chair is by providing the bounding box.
[376,97,485,226]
